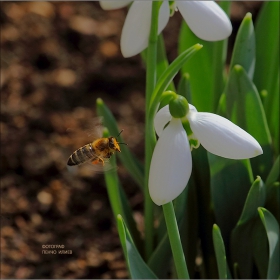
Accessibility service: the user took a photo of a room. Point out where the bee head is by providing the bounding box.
[108,130,127,152]
[108,137,121,152]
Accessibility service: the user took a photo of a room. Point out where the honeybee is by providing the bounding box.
[67,129,127,172]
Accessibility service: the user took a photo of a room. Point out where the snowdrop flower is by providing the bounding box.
[100,1,232,57]
[149,98,263,206]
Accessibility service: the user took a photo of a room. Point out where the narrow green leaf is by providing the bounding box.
[157,34,175,92]
[265,157,280,222]
[193,147,218,278]
[102,128,142,254]
[179,176,199,279]
[237,176,266,226]
[231,220,264,279]
[229,13,255,79]
[258,208,280,279]
[254,1,279,91]
[252,219,269,279]
[141,34,176,92]
[96,98,144,189]
[149,44,202,118]
[212,224,227,279]
[118,184,143,255]
[265,156,280,188]
[233,263,240,279]
[147,233,171,279]
[117,215,158,279]
[211,1,231,111]
[224,65,273,179]
[178,23,213,112]
[230,177,267,278]
[177,73,192,103]
[265,182,280,225]
[210,153,253,269]
[254,2,279,154]
[103,148,123,220]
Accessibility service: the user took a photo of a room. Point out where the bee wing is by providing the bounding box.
[79,157,118,174]
[84,117,104,139]
[66,117,104,148]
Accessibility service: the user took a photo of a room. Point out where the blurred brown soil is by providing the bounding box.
[0,1,262,279]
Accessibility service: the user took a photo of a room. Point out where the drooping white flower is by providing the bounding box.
[149,104,263,206]
[99,1,232,57]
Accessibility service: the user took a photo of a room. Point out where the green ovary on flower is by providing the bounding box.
[169,95,189,119]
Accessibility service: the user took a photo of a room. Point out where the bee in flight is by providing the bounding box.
[67,129,127,172]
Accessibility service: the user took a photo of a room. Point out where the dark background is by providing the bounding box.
[1,2,263,278]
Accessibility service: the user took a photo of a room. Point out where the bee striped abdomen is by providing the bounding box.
[67,143,97,166]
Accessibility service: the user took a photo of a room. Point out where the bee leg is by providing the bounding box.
[92,158,104,166]
[92,159,99,165]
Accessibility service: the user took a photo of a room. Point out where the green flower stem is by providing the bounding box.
[162,202,189,279]
[144,1,161,260]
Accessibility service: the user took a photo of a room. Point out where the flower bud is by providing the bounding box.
[169,95,189,118]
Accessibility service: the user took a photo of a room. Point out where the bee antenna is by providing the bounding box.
[116,129,124,138]
[118,142,128,146]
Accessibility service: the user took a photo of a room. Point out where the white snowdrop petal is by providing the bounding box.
[121,1,169,57]
[99,1,131,10]
[177,1,232,41]
[158,1,170,35]
[188,112,263,159]
[154,105,172,137]
[189,103,198,113]
[149,118,192,206]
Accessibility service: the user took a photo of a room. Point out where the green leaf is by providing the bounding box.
[265,157,280,222]
[265,182,280,225]
[254,2,279,155]
[103,149,123,219]
[102,129,142,254]
[230,177,267,278]
[265,156,280,188]
[229,13,255,79]
[212,224,227,279]
[147,233,171,279]
[141,34,175,92]
[179,176,199,279]
[149,44,202,118]
[258,208,280,279]
[231,220,267,279]
[224,65,273,179]
[193,147,218,278]
[237,176,266,226]
[118,184,143,255]
[209,154,252,252]
[157,34,176,92]
[177,73,192,103]
[252,219,269,279]
[96,98,144,189]
[117,215,158,279]
[178,2,230,112]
